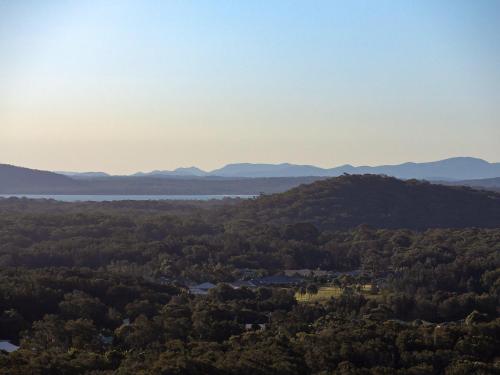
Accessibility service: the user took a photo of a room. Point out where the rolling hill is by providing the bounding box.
[0,164,80,193]
[232,174,500,230]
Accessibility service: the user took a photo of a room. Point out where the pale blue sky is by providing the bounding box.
[0,0,499,173]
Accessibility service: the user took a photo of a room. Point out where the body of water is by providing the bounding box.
[0,194,257,202]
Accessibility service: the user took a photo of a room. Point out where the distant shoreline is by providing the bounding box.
[0,194,257,202]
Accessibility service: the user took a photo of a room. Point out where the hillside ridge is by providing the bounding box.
[232,174,500,230]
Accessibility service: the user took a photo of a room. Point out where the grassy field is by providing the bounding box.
[295,284,380,303]
[295,286,343,302]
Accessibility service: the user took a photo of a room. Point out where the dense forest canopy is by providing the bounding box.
[232,175,500,230]
[0,176,499,374]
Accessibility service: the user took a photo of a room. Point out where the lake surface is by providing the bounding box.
[0,194,257,202]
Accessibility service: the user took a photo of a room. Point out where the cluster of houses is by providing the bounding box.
[188,274,305,295]
[155,268,374,296]
[184,269,372,295]
[0,268,381,355]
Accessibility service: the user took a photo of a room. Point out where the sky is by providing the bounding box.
[0,0,499,174]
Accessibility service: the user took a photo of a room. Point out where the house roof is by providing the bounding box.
[229,280,256,288]
[332,270,362,277]
[0,341,19,353]
[194,282,216,290]
[284,269,333,277]
[251,275,303,285]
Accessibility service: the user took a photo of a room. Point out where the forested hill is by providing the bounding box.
[0,164,79,193]
[232,174,500,230]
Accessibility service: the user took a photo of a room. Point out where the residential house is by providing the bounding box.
[284,269,334,278]
[228,280,256,289]
[0,341,19,353]
[250,275,303,286]
[189,282,216,295]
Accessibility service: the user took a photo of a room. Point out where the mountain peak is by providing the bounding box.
[173,167,208,176]
[438,157,489,164]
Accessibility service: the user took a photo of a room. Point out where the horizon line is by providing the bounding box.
[2,155,499,176]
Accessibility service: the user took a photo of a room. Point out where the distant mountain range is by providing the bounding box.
[0,163,322,195]
[208,157,500,179]
[56,171,110,178]
[442,177,500,192]
[2,157,500,195]
[132,167,208,177]
[58,157,500,180]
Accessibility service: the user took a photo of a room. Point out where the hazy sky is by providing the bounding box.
[1,0,499,173]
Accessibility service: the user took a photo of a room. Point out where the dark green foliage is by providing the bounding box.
[233,175,500,229]
[0,177,499,373]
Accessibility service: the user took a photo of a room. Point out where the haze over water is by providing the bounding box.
[0,194,256,202]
